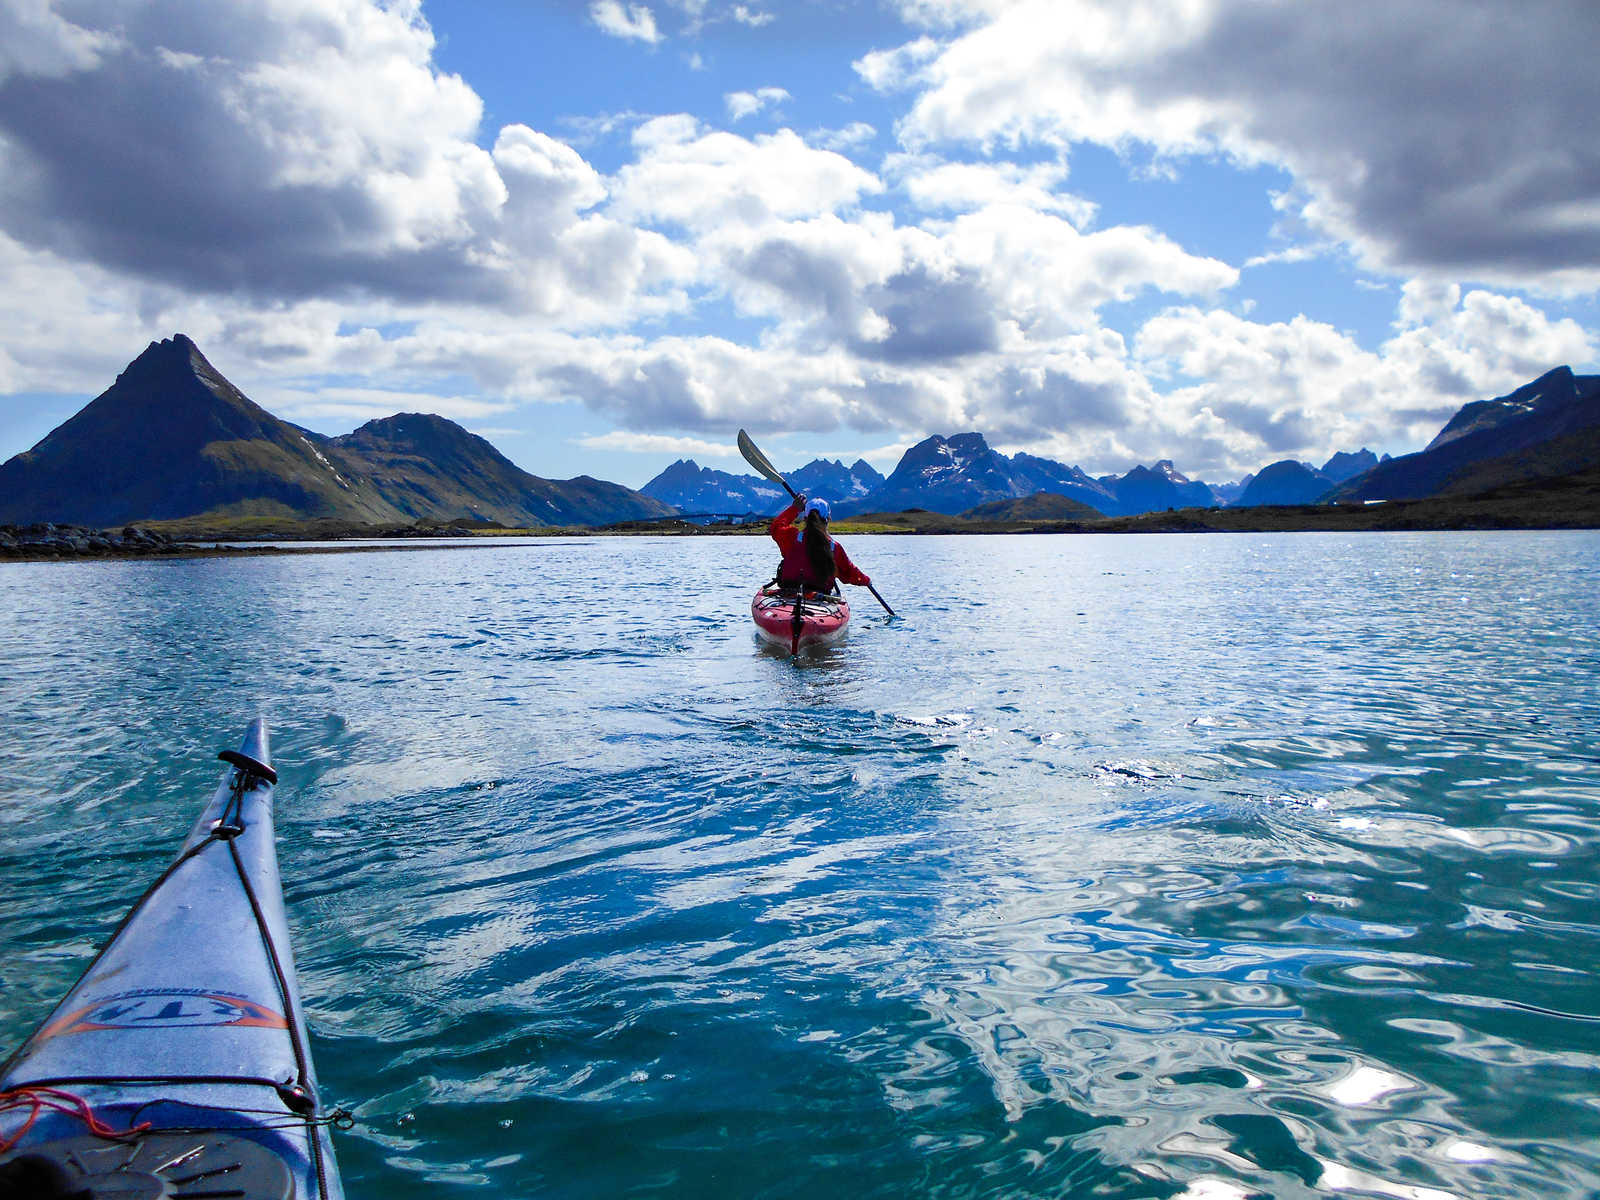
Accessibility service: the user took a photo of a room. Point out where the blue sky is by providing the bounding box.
[1,0,1596,489]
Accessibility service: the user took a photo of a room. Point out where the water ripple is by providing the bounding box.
[2,533,1598,1196]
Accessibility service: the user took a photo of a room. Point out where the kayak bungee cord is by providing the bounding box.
[213,755,340,1197]
[0,1086,151,1155]
[219,752,322,1120]
[0,721,346,1200]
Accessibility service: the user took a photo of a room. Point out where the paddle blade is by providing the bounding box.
[737,429,797,497]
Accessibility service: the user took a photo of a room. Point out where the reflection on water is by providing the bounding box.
[1,532,1598,1198]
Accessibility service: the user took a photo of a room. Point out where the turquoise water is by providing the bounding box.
[2,532,1599,1198]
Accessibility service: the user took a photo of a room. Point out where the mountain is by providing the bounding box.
[1232,460,1333,507]
[836,433,1027,516]
[1321,448,1380,483]
[1330,366,1600,503]
[1009,453,1120,513]
[961,492,1103,521]
[789,458,884,503]
[1101,461,1218,514]
[831,436,1221,517]
[0,335,673,527]
[0,335,399,526]
[1211,475,1252,505]
[333,413,673,526]
[638,460,788,513]
[639,455,884,515]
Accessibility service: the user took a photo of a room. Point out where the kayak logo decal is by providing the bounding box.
[38,988,288,1039]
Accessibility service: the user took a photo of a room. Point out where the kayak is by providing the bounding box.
[0,719,345,1199]
[751,585,851,654]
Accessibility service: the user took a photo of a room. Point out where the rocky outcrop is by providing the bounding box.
[0,523,182,559]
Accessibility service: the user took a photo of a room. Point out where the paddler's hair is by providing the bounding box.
[802,507,833,583]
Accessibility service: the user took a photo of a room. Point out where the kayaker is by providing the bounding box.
[769,495,870,594]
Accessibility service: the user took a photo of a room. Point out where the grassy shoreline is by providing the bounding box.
[4,467,1597,562]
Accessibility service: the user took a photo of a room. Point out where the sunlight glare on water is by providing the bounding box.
[2,531,1598,1198]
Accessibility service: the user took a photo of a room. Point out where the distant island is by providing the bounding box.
[1,334,1597,557]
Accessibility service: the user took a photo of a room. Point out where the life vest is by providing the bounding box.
[776,530,836,592]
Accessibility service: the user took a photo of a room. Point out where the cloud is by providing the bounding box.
[0,0,684,324]
[1134,285,1596,473]
[2,0,1592,490]
[577,431,740,457]
[531,329,980,439]
[271,387,517,426]
[2,238,1585,483]
[0,0,510,298]
[590,1,662,43]
[931,205,1237,342]
[973,337,1155,444]
[810,122,877,153]
[892,157,1095,226]
[866,0,1600,290]
[612,121,883,231]
[731,6,775,28]
[1243,244,1332,270]
[0,0,115,85]
[689,177,1233,367]
[725,86,790,121]
[852,36,941,92]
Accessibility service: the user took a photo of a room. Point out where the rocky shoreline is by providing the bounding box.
[1,523,195,560]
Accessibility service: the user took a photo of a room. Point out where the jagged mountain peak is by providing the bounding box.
[1322,448,1379,483]
[1332,364,1600,503]
[944,431,992,457]
[1425,366,1598,452]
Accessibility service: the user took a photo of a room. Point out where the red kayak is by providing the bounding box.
[751,585,850,654]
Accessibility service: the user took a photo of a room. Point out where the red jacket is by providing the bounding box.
[769,497,870,591]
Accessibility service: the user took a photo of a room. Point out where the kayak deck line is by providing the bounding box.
[0,720,345,1200]
[751,584,851,655]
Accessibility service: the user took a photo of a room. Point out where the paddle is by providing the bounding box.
[737,429,895,617]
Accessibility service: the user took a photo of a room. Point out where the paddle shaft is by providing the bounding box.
[737,429,894,617]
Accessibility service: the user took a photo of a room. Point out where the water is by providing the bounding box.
[2,532,1598,1199]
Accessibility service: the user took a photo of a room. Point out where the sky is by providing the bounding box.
[1,0,1597,490]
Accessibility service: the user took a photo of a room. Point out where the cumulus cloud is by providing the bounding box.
[612,121,883,231]
[892,157,1095,226]
[590,1,661,43]
[853,36,941,92]
[0,0,685,324]
[725,86,790,121]
[867,0,1600,289]
[0,0,508,298]
[731,6,775,28]
[660,145,1234,368]
[2,0,1592,489]
[540,335,876,434]
[1134,286,1596,473]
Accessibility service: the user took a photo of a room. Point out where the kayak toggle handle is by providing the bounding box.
[218,749,278,787]
[213,750,277,838]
